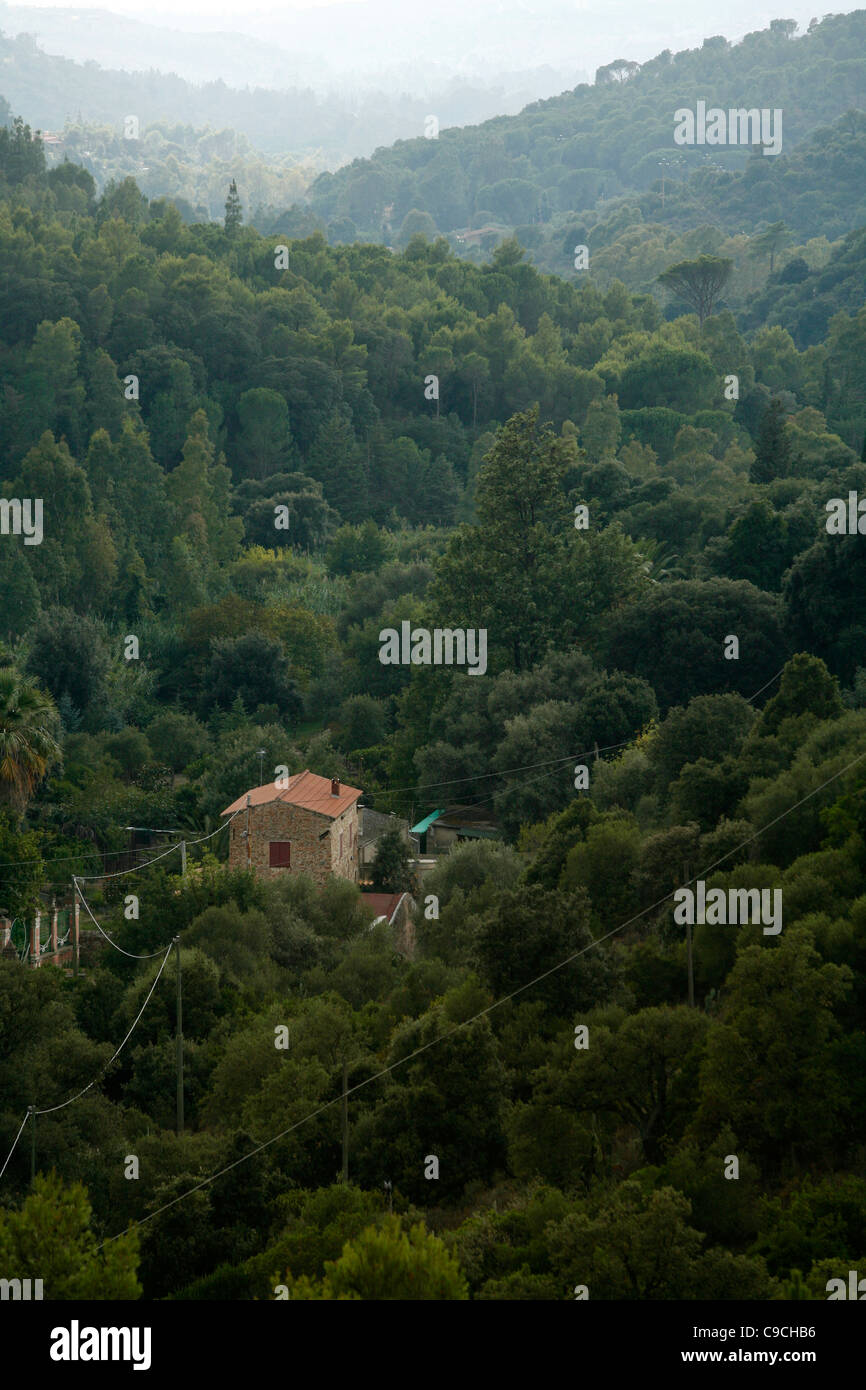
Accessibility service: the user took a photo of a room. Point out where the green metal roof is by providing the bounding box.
[410,809,447,834]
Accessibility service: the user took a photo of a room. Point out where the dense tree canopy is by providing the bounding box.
[0,8,865,1304]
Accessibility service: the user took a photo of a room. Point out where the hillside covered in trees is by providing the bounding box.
[306,13,866,273]
[1,11,866,1303]
[0,24,577,173]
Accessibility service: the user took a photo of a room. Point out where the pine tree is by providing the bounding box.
[0,547,40,642]
[224,179,243,238]
[750,398,792,483]
[748,221,792,275]
[56,692,82,732]
[167,410,243,566]
[581,394,621,462]
[307,412,369,522]
[657,255,733,326]
[115,540,155,623]
[85,348,125,439]
[0,1173,140,1298]
[417,453,460,525]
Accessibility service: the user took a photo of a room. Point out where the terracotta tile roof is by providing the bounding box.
[360,891,407,925]
[221,770,362,819]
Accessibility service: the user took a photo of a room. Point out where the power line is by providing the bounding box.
[0,832,194,876]
[34,942,173,1115]
[400,668,790,823]
[0,669,788,887]
[0,847,121,873]
[0,811,240,889]
[370,738,634,801]
[367,668,788,812]
[98,734,866,1248]
[424,749,596,823]
[68,810,247,957]
[0,1112,29,1183]
[0,836,235,945]
[68,837,183,884]
[73,881,169,961]
[0,663,805,1202]
[71,809,241,882]
[745,665,786,704]
[0,811,240,1179]
[0,941,174,1182]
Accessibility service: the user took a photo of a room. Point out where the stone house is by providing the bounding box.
[221,770,363,887]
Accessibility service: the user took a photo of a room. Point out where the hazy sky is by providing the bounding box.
[13,0,862,32]
[6,0,863,95]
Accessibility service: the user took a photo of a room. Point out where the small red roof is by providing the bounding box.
[221,770,362,820]
[360,892,407,925]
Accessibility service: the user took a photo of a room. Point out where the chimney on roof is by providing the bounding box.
[331,778,340,797]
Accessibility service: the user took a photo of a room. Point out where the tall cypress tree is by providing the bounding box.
[751,397,792,483]
[307,411,369,522]
[167,410,243,565]
[224,179,243,238]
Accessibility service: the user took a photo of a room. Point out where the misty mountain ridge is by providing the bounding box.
[0,0,848,86]
[0,2,585,96]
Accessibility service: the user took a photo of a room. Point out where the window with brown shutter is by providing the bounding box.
[269,841,291,868]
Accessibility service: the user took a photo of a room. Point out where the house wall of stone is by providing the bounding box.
[327,803,360,883]
[226,800,359,886]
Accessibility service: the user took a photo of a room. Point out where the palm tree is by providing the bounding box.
[0,667,61,814]
[632,537,684,583]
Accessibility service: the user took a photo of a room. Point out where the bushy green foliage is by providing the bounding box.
[1,12,865,1299]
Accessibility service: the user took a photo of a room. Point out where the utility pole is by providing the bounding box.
[175,936,184,1135]
[246,794,252,872]
[341,1057,349,1185]
[29,1106,35,1182]
[180,840,187,876]
[683,861,695,1008]
[383,1179,393,1214]
[72,883,79,978]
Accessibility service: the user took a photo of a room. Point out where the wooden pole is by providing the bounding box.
[684,861,695,1008]
[341,1057,349,1184]
[175,937,184,1135]
[72,891,80,977]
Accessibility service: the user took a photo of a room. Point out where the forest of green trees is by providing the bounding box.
[1,12,866,1302]
[306,12,866,282]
